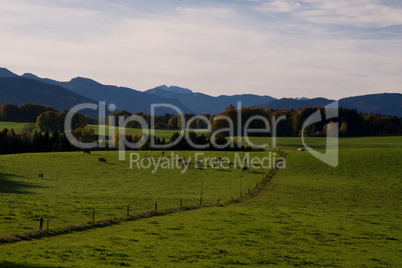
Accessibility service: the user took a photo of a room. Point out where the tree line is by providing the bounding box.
[0,127,75,154]
[0,126,253,155]
[106,105,402,137]
[0,102,401,154]
[212,105,402,137]
[2,102,401,137]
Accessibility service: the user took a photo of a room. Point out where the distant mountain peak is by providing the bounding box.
[295,97,310,101]
[69,77,102,86]
[22,73,40,79]
[0,67,18,78]
[154,85,193,94]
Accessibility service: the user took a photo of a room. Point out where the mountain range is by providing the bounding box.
[0,67,401,117]
[0,77,97,116]
[20,73,193,115]
[145,86,276,114]
[254,94,402,117]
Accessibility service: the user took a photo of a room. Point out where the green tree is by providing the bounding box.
[36,111,60,132]
[0,104,21,122]
[339,122,348,136]
[19,103,57,123]
[73,126,96,143]
[168,116,179,129]
[107,110,132,127]
[19,123,38,141]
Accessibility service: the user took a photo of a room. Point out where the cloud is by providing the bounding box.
[255,0,402,28]
[261,0,302,13]
[0,0,401,99]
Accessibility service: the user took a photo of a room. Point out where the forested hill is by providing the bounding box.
[254,93,402,117]
[0,77,97,117]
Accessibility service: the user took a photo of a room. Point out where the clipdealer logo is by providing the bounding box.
[63,101,339,169]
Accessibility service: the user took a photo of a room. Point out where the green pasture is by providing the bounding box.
[0,150,268,237]
[88,124,183,141]
[0,129,401,266]
[0,122,27,133]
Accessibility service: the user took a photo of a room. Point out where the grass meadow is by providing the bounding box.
[0,122,400,267]
[0,150,269,237]
[88,124,187,141]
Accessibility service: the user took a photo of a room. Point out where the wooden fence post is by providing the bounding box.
[200,181,203,205]
[39,217,44,230]
[240,177,242,198]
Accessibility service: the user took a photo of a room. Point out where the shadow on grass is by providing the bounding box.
[0,173,46,194]
[0,261,52,268]
[252,171,266,174]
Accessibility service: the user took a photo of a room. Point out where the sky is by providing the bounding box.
[1,0,401,99]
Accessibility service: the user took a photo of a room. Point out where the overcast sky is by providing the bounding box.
[1,0,401,99]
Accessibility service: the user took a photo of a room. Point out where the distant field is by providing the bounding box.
[0,122,27,133]
[0,122,203,141]
[88,124,188,141]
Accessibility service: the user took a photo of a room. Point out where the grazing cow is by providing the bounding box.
[211,164,215,170]
[182,162,191,168]
[37,172,43,179]
[83,149,91,154]
[243,157,247,165]
[98,157,107,163]
[216,157,223,162]
[297,148,304,151]
[161,151,165,156]
[142,155,148,160]
[228,161,232,167]
[178,157,185,163]
[242,166,250,171]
